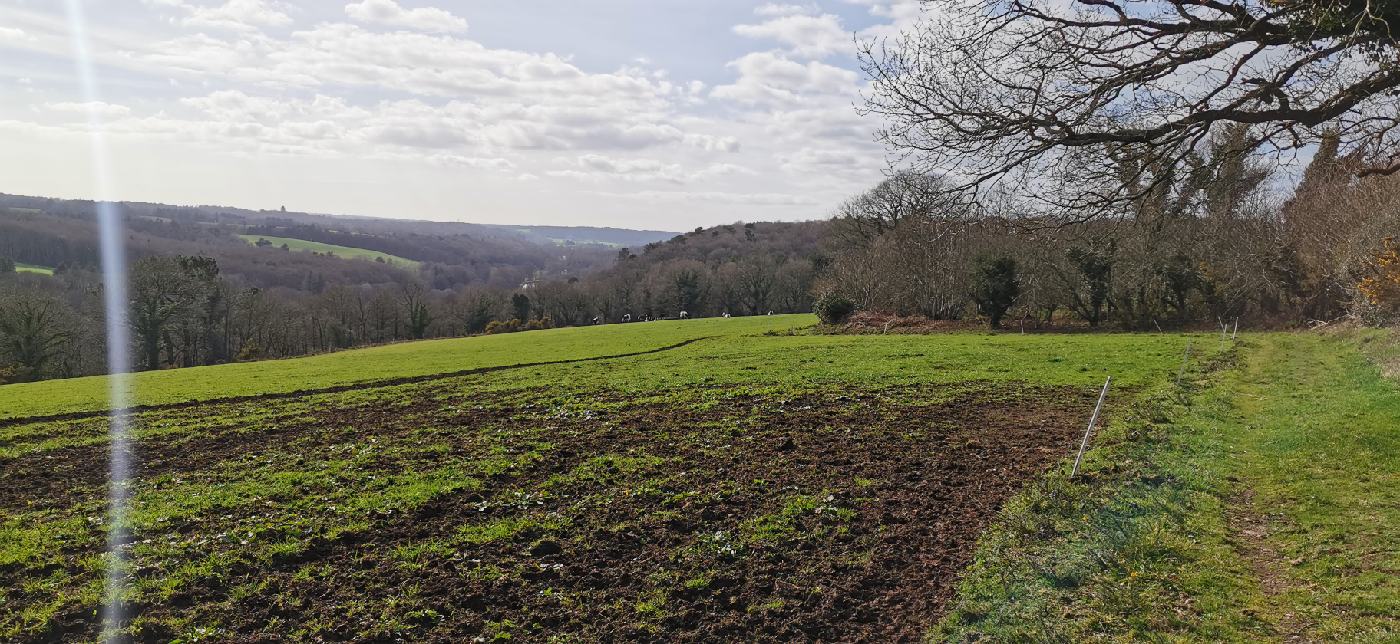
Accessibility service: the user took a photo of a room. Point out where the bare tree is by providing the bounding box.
[861,0,1400,217]
[0,293,73,381]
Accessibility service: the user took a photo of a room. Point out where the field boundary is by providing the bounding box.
[0,336,713,428]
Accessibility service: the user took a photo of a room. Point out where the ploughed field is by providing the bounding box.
[0,316,1202,641]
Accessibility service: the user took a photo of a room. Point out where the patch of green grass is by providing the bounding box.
[1,317,1207,425]
[237,234,421,270]
[741,492,854,545]
[14,262,54,275]
[1226,334,1399,640]
[937,333,1399,641]
[0,315,814,419]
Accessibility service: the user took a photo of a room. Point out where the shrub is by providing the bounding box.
[1358,237,1400,322]
[814,292,856,324]
[485,319,522,335]
[971,254,1020,329]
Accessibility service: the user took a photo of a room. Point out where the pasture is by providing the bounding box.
[1,321,1393,641]
[236,235,422,271]
[14,263,53,275]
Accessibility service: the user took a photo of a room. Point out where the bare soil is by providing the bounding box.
[9,382,1099,642]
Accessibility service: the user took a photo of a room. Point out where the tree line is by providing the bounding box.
[0,220,825,383]
[818,126,1399,330]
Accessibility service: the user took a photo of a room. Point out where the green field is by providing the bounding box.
[14,263,53,275]
[237,234,421,270]
[0,316,811,421]
[1,321,1394,641]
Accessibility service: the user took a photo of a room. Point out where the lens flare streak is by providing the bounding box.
[62,1,135,640]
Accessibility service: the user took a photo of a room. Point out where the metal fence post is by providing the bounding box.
[1071,376,1112,478]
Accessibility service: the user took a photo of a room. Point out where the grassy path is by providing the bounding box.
[937,332,1398,641]
[1225,334,1398,641]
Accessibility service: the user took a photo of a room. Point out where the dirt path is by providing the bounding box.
[1227,488,1311,642]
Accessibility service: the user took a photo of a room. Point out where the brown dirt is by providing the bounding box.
[9,382,1099,643]
[1228,488,1311,642]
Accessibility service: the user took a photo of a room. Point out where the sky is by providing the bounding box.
[0,0,922,230]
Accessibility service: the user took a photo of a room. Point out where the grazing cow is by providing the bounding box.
[722,312,731,318]
[767,311,774,316]
[591,316,600,325]
[679,310,689,319]
[622,313,632,323]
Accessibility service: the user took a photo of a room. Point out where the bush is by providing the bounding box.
[972,254,1020,329]
[523,316,553,331]
[814,293,856,324]
[1358,237,1400,322]
[485,319,522,335]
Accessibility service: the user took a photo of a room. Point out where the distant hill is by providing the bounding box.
[0,193,679,291]
[493,225,677,248]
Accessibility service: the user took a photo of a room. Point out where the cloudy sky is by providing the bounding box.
[0,0,921,229]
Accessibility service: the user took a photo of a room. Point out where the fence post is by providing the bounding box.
[1071,376,1112,479]
[1176,340,1192,386]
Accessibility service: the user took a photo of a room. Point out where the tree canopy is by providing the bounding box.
[861,0,1400,216]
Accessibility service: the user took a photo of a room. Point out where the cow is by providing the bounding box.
[679,310,689,319]
[622,313,632,323]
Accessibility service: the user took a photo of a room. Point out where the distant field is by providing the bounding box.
[14,263,53,275]
[237,234,421,270]
[0,316,814,421]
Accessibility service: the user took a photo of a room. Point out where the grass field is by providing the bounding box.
[0,316,810,421]
[14,262,54,275]
[237,234,422,271]
[939,332,1399,641]
[1,321,1394,641]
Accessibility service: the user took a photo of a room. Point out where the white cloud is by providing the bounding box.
[733,12,850,58]
[683,133,741,153]
[0,1,903,227]
[0,26,33,41]
[45,101,133,118]
[169,0,294,32]
[711,51,858,105]
[755,3,820,17]
[845,0,924,39]
[599,190,821,206]
[550,154,688,183]
[344,0,468,34]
